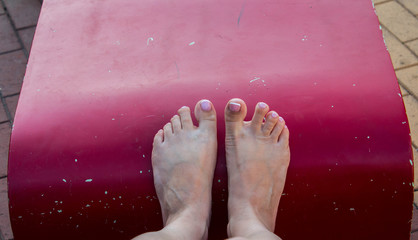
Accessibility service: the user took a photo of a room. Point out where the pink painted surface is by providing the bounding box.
[8,0,413,239]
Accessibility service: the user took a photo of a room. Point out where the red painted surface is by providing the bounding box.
[8,0,413,239]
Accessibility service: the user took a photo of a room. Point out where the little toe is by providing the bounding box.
[170,115,181,133]
[178,106,193,130]
[271,116,285,141]
[153,129,164,145]
[250,102,269,130]
[194,99,217,130]
[261,111,279,136]
[163,122,173,140]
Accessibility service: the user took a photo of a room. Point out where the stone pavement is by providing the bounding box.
[0,0,417,239]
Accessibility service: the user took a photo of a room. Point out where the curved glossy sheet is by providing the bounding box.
[8,0,413,239]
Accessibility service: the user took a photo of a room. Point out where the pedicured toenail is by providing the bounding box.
[271,112,278,118]
[229,102,241,112]
[279,117,284,122]
[259,102,267,109]
[200,100,212,112]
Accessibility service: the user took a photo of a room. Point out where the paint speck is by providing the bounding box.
[86,204,91,207]
[331,105,334,108]
[301,35,308,41]
[119,196,122,199]
[354,137,358,139]
[112,118,115,121]
[63,179,67,183]
[142,154,145,158]
[108,70,112,73]
[105,191,108,194]
[189,41,195,46]
[250,77,260,83]
[57,210,62,213]
[147,37,154,45]
[329,169,331,171]
[85,179,93,182]
[353,84,356,87]
[140,171,143,174]
[370,179,373,182]
[114,220,117,224]
[367,136,370,139]
[398,93,402,97]
[402,121,407,124]
[113,198,116,200]
[403,182,405,185]
[75,159,78,163]
[18,216,22,219]
[410,160,413,166]
[148,170,151,173]
[218,179,221,183]
[350,208,355,211]
[114,40,120,45]
[335,208,338,210]
[76,225,79,228]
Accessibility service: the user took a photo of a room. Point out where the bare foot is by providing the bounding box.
[135,100,217,240]
[225,98,290,239]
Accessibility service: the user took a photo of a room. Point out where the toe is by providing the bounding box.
[250,102,269,130]
[178,106,193,130]
[262,111,279,136]
[271,116,285,141]
[194,99,217,130]
[171,115,181,133]
[153,129,164,145]
[163,122,173,140]
[224,98,247,124]
[278,124,290,148]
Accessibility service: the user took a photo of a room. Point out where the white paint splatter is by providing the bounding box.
[63,179,67,183]
[112,118,115,121]
[75,159,78,163]
[105,191,108,194]
[250,77,260,83]
[147,37,154,45]
[350,208,355,211]
[402,121,407,124]
[86,204,91,207]
[85,179,93,182]
[140,171,143,174]
[189,41,195,46]
[57,210,62,213]
[410,160,413,166]
[142,154,145,158]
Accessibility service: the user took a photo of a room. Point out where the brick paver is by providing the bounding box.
[0,178,13,240]
[376,1,418,42]
[404,95,418,147]
[0,51,26,96]
[381,27,418,69]
[398,0,418,16]
[5,95,19,120]
[397,66,418,97]
[18,26,36,53]
[0,105,8,123]
[3,0,41,29]
[0,15,20,53]
[406,39,418,56]
[0,123,11,178]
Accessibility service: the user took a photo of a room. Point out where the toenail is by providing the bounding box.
[200,100,212,112]
[258,102,267,109]
[229,102,241,112]
[271,112,278,118]
[279,117,284,122]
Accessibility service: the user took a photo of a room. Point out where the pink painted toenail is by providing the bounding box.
[229,102,241,112]
[200,100,212,112]
[279,117,284,122]
[258,102,267,109]
[271,112,278,118]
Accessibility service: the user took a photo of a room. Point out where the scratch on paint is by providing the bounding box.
[237,0,248,26]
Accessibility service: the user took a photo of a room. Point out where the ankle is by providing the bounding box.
[164,206,210,240]
[227,207,274,238]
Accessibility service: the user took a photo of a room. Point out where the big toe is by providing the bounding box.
[194,99,217,130]
[225,98,247,123]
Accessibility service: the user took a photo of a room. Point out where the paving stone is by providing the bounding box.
[372,0,389,5]
[0,123,10,178]
[398,0,418,16]
[404,95,418,146]
[5,95,19,120]
[18,26,36,53]
[397,66,418,97]
[0,104,8,123]
[381,27,418,69]
[0,15,20,53]
[0,4,4,14]
[0,178,13,240]
[3,0,41,29]
[375,1,418,42]
[412,230,418,240]
[0,51,26,96]
[400,84,410,96]
[406,39,418,56]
